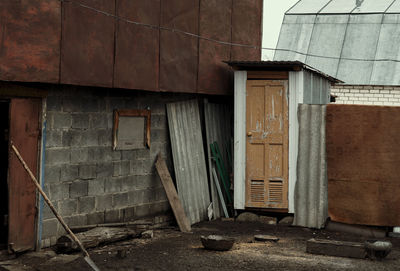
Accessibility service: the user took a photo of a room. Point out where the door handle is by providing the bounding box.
[247,132,252,137]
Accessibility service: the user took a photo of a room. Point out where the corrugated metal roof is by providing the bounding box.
[275,1,400,85]
[225,60,342,83]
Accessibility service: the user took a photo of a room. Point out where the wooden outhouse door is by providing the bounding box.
[8,98,41,252]
[245,80,288,209]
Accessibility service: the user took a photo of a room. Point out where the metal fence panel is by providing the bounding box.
[167,100,210,225]
[294,104,328,229]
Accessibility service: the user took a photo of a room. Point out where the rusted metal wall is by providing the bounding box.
[231,0,262,61]
[61,0,115,87]
[114,0,160,91]
[1,0,262,94]
[327,104,400,226]
[198,0,232,95]
[0,0,60,83]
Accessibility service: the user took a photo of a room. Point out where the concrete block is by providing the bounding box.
[98,129,112,146]
[46,130,62,147]
[96,194,113,211]
[134,204,151,218]
[78,196,96,213]
[111,151,122,161]
[49,183,70,201]
[41,201,57,220]
[123,207,135,222]
[128,189,145,205]
[45,149,70,165]
[306,238,366,259]
[88,178,105,196]
[155,187,167,201]
[113,192,129,208]
[44,165,61,184]
[65,214,88,227]
[53,113,71,129]
[151,129,169,143]
[104,178,122,193]
[41,238,51,248]
[87,211,105,225]
[107,97,126,111]
[121,150,135,160]
[130,159,154,175]
[135,174,162,190]
[50,236,58,246]
[151,114,167,130]
[62,130,84,147]
[113,161,121,177]
[135,149,151,160]
[90,113,108,129]
[81,98,99,113]
[81,130,99,146]
[120,175,138,191]
[72,114,89,129]
[120,160,130,175]
[70,148,89,163]
[63,98,83,112]
[88,147,113,162]
[149,201,170,215]
[78,164,96,180]
[60,164,79,182]
[58,199,78,216]
[104,209,122,223]
[70,180,88,198]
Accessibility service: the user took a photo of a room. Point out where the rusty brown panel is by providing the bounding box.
[327,104,400,226]
[8,98,41,252]
[161,0,199,33]
[197,0,232,95]
[61,0,115,87]
[198,40,232,95]
[0,1,60,83]
[231,0,262,61]
[160,31,198,93]
[114,0,160,91]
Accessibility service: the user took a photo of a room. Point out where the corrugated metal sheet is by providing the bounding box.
[167,100,210,225]
[275,0,400,85]
[204,100,232,219]
[294,104,328,229]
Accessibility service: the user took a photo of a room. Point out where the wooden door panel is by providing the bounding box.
[8,98,41,252]
[245,80,288,209]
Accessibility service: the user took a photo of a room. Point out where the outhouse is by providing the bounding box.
[226,61,341,214]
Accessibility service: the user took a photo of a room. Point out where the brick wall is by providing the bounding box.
[331,85,400,106]
[41,85,196,247]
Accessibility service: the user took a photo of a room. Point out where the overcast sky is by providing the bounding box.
[262,0,299,60]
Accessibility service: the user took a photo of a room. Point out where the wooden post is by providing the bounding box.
[11,143,100,271]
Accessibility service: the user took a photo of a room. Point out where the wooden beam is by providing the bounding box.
[247,71,289,80]
[155,154,191,233]
[306,238,366,259]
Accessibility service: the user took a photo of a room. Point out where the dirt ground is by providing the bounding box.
[1,220,400,271]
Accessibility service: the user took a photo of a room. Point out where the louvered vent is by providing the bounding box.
[268,180,283,203]
[250,180,265,203]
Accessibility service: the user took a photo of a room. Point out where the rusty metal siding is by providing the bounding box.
[294,104,328,229]
[198,0,232,95]
[204,100,232,218]
[60,0,115,87]
[231,0,262,61]
[167,100,210,225]
[327,105,400,226]
[114,0,160,91]
[0,0,60,83]
[8,98,41,252]
[160,0,199,93]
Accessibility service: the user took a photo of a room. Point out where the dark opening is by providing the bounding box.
[0,100,9,245]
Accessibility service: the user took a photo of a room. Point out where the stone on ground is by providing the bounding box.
[236,212,259,222]
[254,235,279,242]
[279,216,294,225]
[141,230,154,239]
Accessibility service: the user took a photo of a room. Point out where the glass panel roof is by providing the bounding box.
[386,0,400,13]
[287,0,331,14]
[352,0,395,13]
[319,0,357,14]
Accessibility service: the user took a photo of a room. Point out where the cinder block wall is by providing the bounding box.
[41,85,195,247]
[331,85,400,106]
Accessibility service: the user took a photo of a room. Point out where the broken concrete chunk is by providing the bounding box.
[259,216,277,225]
[236,212,259,222]
[365,240,392,260]
[141,230,154,239]
[278,216,294,225]
[254,235,279,242]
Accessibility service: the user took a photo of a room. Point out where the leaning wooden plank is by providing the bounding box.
[57,227,140,252]
[306,238,366,259]
[11,143,100,271]
[155,154,191,233]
